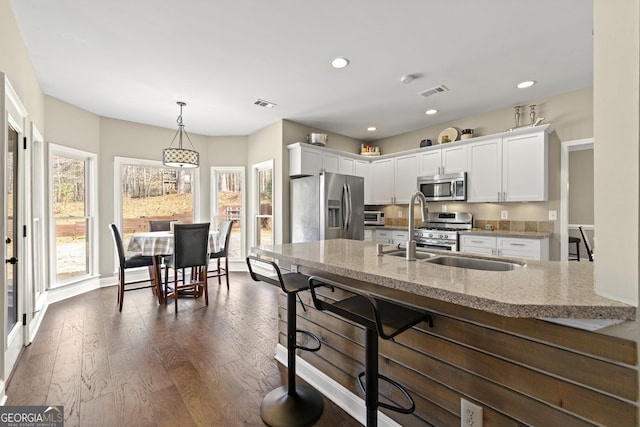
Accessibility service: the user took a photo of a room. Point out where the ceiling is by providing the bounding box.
[10,0,593,142]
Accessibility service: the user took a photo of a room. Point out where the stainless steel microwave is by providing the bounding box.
[417,172,467,201]
[364,211,385,226]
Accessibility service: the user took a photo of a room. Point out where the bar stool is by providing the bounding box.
[246,256,324,427]
[308,276,432,427]
[568,236,581,261]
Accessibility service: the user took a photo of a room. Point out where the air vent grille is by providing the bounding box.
[418,85,449,98]
[254,99,277,108]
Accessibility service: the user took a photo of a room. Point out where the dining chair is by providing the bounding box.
[108,223,155,312]
[578,226,594,262]
[207,220,234,290]
[149,219,177,232]
[164,222,211,312]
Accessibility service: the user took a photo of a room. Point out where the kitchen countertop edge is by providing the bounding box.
[251,240,634,321]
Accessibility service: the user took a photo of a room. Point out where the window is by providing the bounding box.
[114,157,198,249]
[253,160,273,246]
[211,167,245,259]
[49,144,97,287]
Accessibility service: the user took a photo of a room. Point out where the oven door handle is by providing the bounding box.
[451,180,456,198]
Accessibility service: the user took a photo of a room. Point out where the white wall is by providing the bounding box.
[593,0,640,306]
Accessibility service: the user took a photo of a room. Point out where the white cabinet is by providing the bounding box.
[371,158,395,204]
[340,156,356,175]
[289,144,322,176]
[459,234,549,260]
[497,237,549,260]
[392,230,409,245]
[354,160,373,205]
[364,229,373,242]
[371,155,418,205]
[467,137,502,202]
[322,151,340,174]
[418,144,467,176]
[467,129,548,202]
[459,235,497,256]
[374,229,392,244]
[394,154,419,204]
[501,131,548,202]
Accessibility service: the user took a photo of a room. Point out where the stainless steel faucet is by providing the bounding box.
[406,191,428,261]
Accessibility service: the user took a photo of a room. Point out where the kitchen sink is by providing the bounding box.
[384,249,438,260]
[424,255,523,271]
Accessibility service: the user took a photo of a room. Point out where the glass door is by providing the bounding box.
[6,125,18,333]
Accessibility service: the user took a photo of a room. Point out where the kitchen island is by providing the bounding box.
[252,239,638,426]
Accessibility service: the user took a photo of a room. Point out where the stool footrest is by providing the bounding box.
[358,371,416,415]
[295,329,321,353]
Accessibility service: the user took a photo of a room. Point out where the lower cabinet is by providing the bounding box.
[459,234,549,260]
[374,229,392,244]
[392,230,409,245]
[363,229,373,242]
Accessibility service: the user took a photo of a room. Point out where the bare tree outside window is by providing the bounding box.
[120,164,194,244]
[52,155,90,282]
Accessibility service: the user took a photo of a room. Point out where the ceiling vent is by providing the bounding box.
[254,99,277,108]
[418,85,449,98]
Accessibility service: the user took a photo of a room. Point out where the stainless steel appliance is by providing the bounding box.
[291,172,364,242]
[417,172,467,201]
[413,212,473,251]
[364,210,385,226]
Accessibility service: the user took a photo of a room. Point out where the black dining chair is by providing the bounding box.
[108,223,155,312]
[207,220,234,290]
[164,222,211,312]
[149,219,178,232]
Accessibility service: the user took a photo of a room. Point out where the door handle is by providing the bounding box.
[5,257,17,264]
[5,237,11,244]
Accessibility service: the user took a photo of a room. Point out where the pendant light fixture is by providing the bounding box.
[162,101,199,168]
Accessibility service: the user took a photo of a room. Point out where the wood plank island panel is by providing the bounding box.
[275,275,639,427]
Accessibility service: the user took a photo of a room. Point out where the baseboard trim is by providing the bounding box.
[274,344,401,427]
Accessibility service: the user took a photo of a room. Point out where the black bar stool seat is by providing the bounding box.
[246,256,323,427]
[308,275,432,427]
[568,236,581,261]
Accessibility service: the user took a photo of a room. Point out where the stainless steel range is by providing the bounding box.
[413,212,473,251]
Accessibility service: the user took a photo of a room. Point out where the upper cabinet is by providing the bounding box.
[467,127,549,202]
[418,144,467,176]
[288,125,551,204]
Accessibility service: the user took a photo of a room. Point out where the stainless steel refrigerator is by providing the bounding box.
[291,172,364,242]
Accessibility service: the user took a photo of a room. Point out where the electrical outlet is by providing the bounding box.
[548,210,557,221]
[442,204,448,212]
[398,210,403,218]
[461,398,483,427]
[500,210,508,220]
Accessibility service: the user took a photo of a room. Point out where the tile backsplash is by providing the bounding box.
[474,219,553,233]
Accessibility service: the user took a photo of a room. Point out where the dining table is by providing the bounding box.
[127,230,219,303]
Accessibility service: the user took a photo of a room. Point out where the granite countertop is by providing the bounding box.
[252,239,634,320]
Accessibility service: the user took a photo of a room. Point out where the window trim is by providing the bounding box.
[251,159,274,247]
[48,143,98,288]
[210,166,246,260]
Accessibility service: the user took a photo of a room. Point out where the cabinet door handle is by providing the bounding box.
[471,240,485,244]
[497,192,501,201]
[509,243,526,246]
[503,191,506,201]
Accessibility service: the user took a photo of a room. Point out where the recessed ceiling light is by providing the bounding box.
[367,127,377,132]
[425,109,438,115]
[331,57,350,69]
[517,80,536,89]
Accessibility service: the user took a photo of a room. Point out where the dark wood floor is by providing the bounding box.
[6,272,360,427]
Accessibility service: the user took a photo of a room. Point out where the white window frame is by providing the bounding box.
[210,166,246,260]
[48,143,98,288]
